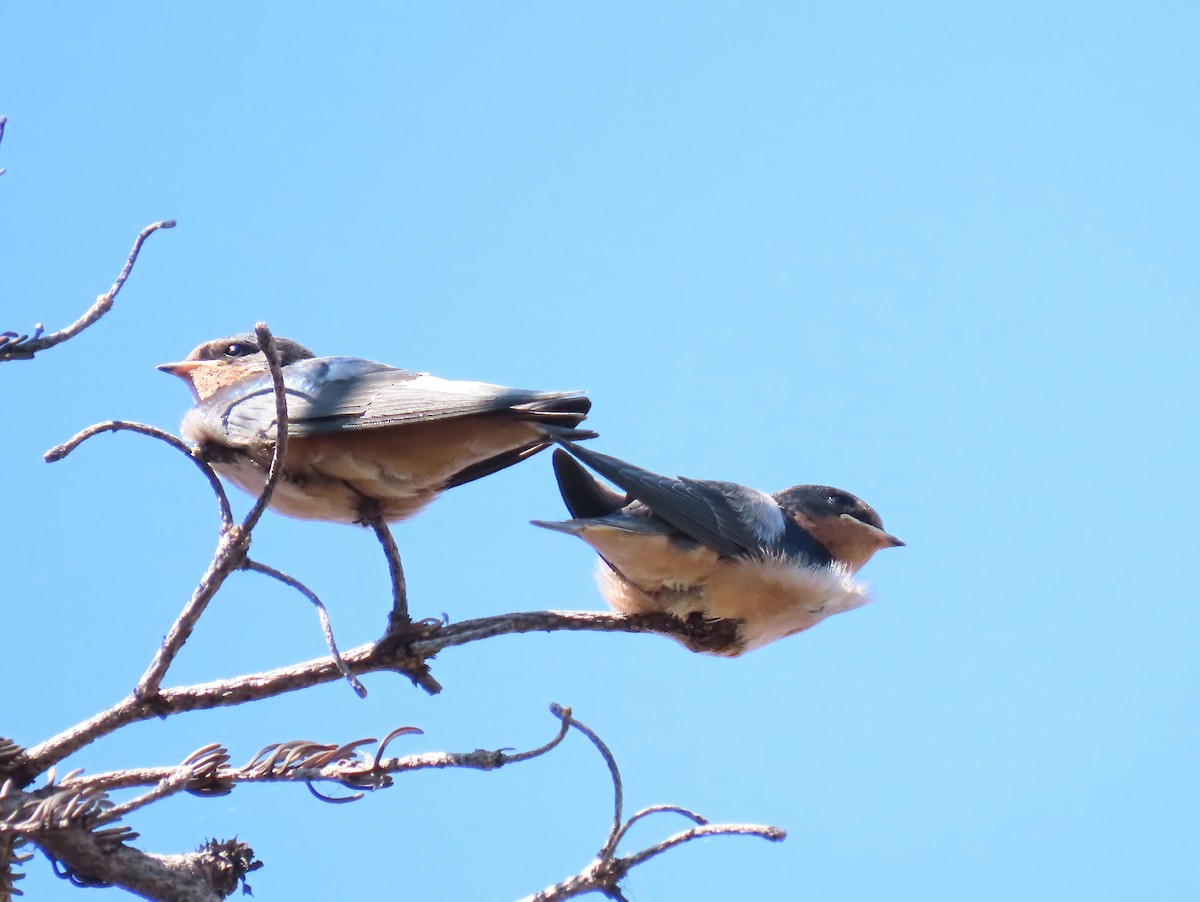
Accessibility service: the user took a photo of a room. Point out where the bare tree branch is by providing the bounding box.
[13,609,737,788]
[521,705,786,902]
[1,219,175,362]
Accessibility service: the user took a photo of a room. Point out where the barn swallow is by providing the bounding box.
[158,334,595,524]
[533,442,902,656]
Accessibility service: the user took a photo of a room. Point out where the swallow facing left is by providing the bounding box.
[533,442,903,656]
[158,334,595,523]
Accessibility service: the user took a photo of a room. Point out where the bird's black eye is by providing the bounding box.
[223,342,256,358]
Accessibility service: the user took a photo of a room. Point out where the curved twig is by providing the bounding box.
[619,822,786,871]
[241,559,366,698]
[548,704,624,861]
[610,805,707,853]
[45,420,233,528]
[1,220,176,362]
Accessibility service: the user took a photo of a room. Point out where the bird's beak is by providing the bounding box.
[839,513,905,548]
[156,360,204,378]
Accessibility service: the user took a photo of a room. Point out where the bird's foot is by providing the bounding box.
[375,614,446,695]
[383,611,446,641]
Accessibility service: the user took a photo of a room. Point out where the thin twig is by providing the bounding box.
[1,220,176,362]
[91,770,194,826]
[619,822,787,871]
[241,560,366,697]
[240,323,288,534]
[45,420,233,528]
[611,805,707,853]
[549,704,624,861]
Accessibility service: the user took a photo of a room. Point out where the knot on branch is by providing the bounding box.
[217,525,250,564]
[196,837,263,897]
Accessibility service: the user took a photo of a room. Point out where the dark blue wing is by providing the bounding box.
[556,441,783,559]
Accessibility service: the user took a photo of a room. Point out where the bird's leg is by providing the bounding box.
[370,517,411,633]
[351,496,410,629]
[357,500,442,695]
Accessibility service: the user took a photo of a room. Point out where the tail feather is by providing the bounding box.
[512,394,591,427]
[551,448,626,518]
[439,426,596,493]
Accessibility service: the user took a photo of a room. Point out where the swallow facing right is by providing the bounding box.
[533,443,903,656]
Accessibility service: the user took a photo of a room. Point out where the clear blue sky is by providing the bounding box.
[3,3,1197,899]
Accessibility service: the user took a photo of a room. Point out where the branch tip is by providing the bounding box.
[2,219,175,361]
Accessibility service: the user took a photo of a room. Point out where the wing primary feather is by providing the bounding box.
[555,441,760,558]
